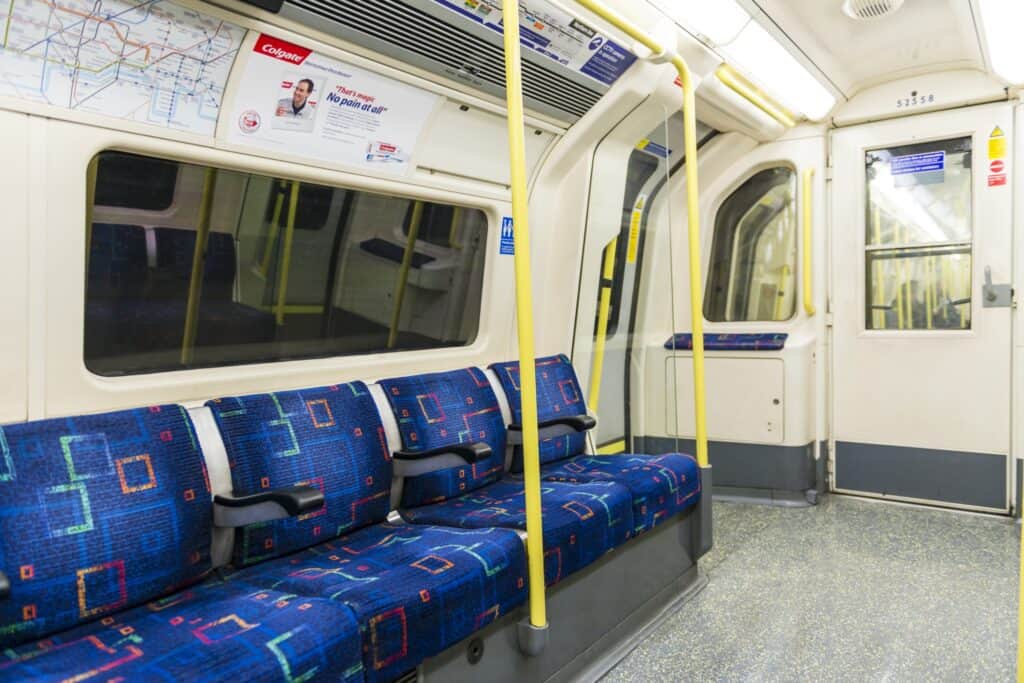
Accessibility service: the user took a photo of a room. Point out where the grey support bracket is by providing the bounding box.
[517,619,550,657]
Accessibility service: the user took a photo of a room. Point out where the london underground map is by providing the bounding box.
[0,0,244,134]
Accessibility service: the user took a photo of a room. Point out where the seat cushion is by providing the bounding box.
[489,355,588,470]
[664,332,788,351]
[234,522,528,683]
[0,405,212,648]
[0,580,363,683]
[378,368,507,507]
[208,383,393,565]
[400,479,633,586]
[541,453,702,533]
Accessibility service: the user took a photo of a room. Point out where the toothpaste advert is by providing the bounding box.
[227,34,441,174]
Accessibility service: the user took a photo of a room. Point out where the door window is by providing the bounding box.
[865,136,972,330]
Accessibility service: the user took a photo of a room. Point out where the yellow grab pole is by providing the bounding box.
[260,182,287,278]
[448,206,463,249]
[501,0,547,629]
[275,181,300,326]
[873,207,885,329]
[573,0,709,468]
[387,201,425,348]
[181,168,218,365]
[925,257,934,330]
[588,237,618,409]
[802,168,816,317]
[716,65,797,129]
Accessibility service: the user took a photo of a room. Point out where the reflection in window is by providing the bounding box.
[865,137,972,330]
[85,151,488,376]
[704,167,797,322]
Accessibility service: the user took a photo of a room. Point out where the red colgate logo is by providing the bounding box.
[255,34,312,66]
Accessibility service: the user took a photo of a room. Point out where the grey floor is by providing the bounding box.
[603,495,1020,682]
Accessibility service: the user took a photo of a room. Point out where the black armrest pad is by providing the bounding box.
[509,415,597,433]
[394,442,492,464]
[214,485,324,517]
[0,571,8,600]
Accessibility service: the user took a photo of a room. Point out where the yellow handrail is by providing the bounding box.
[275,181,300,326]
[588,237,618,409]
[802,168,815,317]
[259,182,286,278]
[181,168,218,365]
[574,0,708,468]
[387,201,425,348]
[501,0,547,629]
[716,64,797,129]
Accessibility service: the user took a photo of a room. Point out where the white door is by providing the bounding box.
[830,102,1013,513]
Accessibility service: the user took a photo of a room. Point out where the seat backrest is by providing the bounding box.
[207,382,392,565]
[0,405,212,648]
[153,227,237,301]
[87,223,149,298]
[378,367,506,507]
[490,354,588,471]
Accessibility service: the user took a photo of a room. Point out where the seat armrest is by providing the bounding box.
[394,442,492,464]
[0,571,8,599]
[508,415,597,433]
[213,485,324,528]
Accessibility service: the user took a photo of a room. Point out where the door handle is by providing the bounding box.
[983,266,1012,308]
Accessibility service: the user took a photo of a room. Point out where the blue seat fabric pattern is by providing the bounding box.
[400,479,633,586]
[0,406,212,649]
[664,332,788,351]
[234,521,528,683]
[379,368,506,507]
[207,382,393,566]
[491,355,703,532]
[491,354,588,471]
[540,453,702,533]
[0,580,364,683]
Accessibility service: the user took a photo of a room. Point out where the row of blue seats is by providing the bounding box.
[0,355,701,682]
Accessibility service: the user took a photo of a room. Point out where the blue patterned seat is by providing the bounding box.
[399,479,632,586]
[491,355,702,534]
[0,406,366,681]
[0,581,364,683]
[235,522,527,683]
[208,382,528,682]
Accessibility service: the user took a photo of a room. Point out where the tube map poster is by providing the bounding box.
[226,34,441,175]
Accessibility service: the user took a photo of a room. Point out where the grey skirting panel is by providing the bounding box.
[835,441,1007,510]
[636,436,817,493]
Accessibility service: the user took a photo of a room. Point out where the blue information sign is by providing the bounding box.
[891,151,945,176]
[500,217,515,255]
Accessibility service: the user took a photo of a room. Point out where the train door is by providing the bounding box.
[830,102,1013,513]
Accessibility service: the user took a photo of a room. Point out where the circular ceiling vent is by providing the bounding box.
[842,0,905,20]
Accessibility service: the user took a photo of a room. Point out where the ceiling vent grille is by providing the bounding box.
[841,0,905,21]
[281,0,606,122]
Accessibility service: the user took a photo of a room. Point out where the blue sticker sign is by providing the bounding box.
[891,151,945,175]
[500,217,515,255]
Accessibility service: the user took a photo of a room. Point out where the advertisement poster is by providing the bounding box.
[227,34,441,174]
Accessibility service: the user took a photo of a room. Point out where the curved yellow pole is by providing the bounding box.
[588,237,618,409]
[802,168,816,317]
[501,0,547,629]
[572,0,709,469]
[181,167,218,365]
[388,201,425,348]
[716,65,797,129]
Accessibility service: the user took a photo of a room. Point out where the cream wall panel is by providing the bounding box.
[0,111,29,422]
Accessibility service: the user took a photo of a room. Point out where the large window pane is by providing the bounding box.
[865,137,972,330]
[85,151,487,376]
[704,167,797,322]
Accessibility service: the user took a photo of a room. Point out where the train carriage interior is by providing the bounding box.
[1,0,1024,680]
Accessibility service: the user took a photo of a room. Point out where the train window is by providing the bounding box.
[704,167,798,322]
[84,152,488,376]
[93,152,178,211]
[864,137,972,330]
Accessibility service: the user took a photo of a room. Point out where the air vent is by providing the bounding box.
[280,0,606,122]
[841,0,905,20]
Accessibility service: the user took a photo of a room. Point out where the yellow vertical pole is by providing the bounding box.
[275,181,300,326]
[925,256,934,330]
[571,0,709,469]
[448,206,463,249]
[960,259,969,328]
[501,0,547,630]
[872,208,885,329]
[589,237,618,409]
[260,182,286,278]
[387,201,425,349]
[802,168,816,317]
[181,168,218,365]
[895,225,906,329]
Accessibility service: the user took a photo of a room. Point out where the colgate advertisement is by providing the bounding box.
[226,33,440,174]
